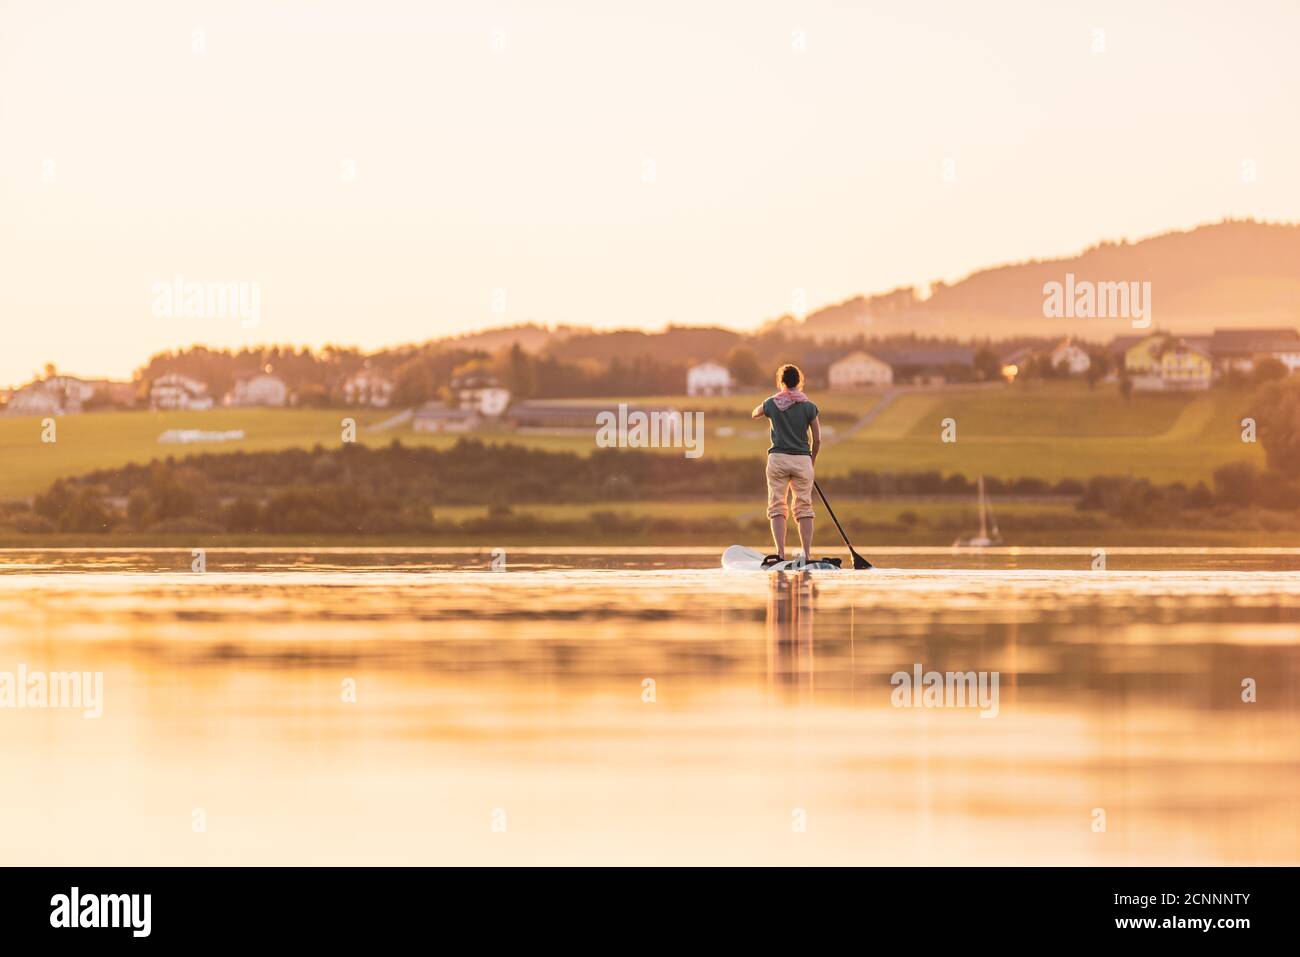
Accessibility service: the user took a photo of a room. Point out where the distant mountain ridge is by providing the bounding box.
[96,220,1300,398]
[770,219,1300,342]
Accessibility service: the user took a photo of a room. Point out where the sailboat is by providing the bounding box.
[953,475,1002,548]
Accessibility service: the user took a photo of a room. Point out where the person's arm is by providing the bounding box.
[809,417,821,464]
[751,402,766,420]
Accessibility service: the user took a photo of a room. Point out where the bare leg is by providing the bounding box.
[797,516,814,559]
[769,515,787,558]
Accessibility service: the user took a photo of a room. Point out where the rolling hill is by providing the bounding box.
[770,219,1300,342]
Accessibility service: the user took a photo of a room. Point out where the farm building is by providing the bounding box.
[451,374,511,416]
[4,375,107,415]
[828,351,893,388]
[1209,328,1300,374]
[686,362,732,396]
[1001,340,1091,380]
[1131,336,1214,391]
[151,373,213,410]
[228,373,288,407]
[4,385,63,416]
[342,369,395,408]
[1049,338,1091,375]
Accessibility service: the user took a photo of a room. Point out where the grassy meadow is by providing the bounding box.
[0,408,389,500]
[0,381,1266,501]
[420,381,1263,483]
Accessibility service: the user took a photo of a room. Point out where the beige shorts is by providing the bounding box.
[766,453,815,520]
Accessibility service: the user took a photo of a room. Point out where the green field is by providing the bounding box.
[0,408,390,499]
[828,382,1264,483]
[454,382,1264,483]
[0,382,1268,499]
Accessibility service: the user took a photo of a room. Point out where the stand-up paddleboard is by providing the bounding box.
[721,545,846,571]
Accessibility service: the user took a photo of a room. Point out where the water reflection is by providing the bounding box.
[767,573,817,702]
[0,548,1297,865]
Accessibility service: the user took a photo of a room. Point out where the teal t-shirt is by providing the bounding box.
[763,398,819,455]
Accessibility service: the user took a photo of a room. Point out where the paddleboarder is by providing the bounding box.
[751,364,820,565]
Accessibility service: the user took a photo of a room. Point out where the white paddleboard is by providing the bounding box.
[721,545,844,571]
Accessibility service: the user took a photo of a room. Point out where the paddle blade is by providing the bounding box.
[851,549,873,570]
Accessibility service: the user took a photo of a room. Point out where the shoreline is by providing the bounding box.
[2,529,1298,548]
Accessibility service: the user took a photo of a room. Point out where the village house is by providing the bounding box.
[686,362,733,397]
[1108,334,1149,372]
[1152,338,1214,390]
[3,375,107,415]
[150,373,213,410]
[342,369,395,408]
[1124,334,1213,391]
[43,376,98,411]
[4,384,63,416]
[228,373,289,407]
[828,351,893,389]
[1120,332,1173,376]
[1049,338,1091,375]
[1209,328,1300,374]
[451,374,511,416]
[1113,328,1300,389]
[1000,339,1092,381]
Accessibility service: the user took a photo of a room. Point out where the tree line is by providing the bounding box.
[93,329,1044,410]
[5,437,1297,536]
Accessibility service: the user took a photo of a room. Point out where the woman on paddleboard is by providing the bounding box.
[751,364,820,565]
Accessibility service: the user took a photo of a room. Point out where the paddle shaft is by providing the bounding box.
[813,480,873,570]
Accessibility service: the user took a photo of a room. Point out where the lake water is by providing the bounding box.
[1,547,1297,865]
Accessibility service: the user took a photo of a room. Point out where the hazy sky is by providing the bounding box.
[2,0,1299,384]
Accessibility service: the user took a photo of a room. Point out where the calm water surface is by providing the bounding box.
[1,547,1297,865]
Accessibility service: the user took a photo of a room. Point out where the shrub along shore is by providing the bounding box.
[1,439,1296,546]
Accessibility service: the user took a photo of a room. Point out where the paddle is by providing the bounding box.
[814,480,873,570]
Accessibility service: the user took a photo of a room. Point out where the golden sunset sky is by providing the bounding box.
[2,0,1299,384]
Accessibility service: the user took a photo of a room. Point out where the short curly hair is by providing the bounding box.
[776,364,803,390]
